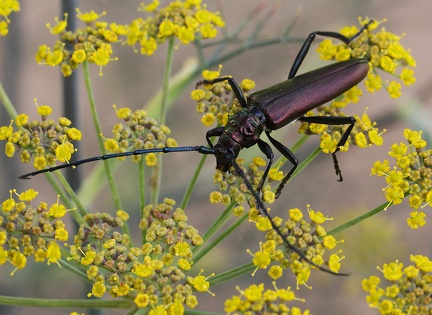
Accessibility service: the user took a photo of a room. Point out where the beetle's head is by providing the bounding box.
[214,135,241,172]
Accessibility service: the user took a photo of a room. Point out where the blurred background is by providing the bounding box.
[0,0,431,314]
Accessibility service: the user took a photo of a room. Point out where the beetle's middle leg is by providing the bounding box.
[298,115,356,182]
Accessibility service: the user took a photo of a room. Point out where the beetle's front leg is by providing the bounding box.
[265,132,299,199]
[196,76,248,108]
[205,126,224,148]
[255,139,274,197]
[288,20,374,79]
[299,115,356,181]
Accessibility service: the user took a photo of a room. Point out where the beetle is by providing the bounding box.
[19,21,373,275]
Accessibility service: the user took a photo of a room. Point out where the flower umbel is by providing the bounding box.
[36,10,121,76]
[126,0,225,55]
[0,189,73,274]
[224,282,309,314]
[70,198,207,312]
[301,17,416,157]
[371,129,431,227]
[192,65,254,127]
[0,102,81,170]
[0,0,20,37]
[248,205,344,288]
[362,255,432,314]
[103,106,177,166]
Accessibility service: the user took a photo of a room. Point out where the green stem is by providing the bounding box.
[0,295,131,309]
[139,159,146,244]
[81,61,123,212]
[45,172,84,225]
[159,37,175,125]
[151,37,175,205]
[58,249,88,281]
[180,154,208,210]
[291,146,321,178]
[53,171,87,218]
[197,203,235,246]
[193,211,248,265]
[209,262,255,287]
[327,202,388,236]
[185,310,222,315]
[0,81,18,119]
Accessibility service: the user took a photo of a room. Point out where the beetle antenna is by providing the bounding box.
[18,146,215,179]
[229,157,349,276]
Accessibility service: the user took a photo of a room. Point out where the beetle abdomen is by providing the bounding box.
[248,59,369,130]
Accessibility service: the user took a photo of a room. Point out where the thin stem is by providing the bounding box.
[209,261,255,287]
[193,211,248,265]
[0,81,18,119]
[180,154,208,210]
[159,37,175,125]
[45,172,85,225]
[151,37,175,205]
[58,248,88,280]
[53,171,87,218]
[291,146,321,178]
[81,61,123,211]
[192,202,235,259]
[0,295,131,309]
[327,202,388,236]
[139,159,146,244]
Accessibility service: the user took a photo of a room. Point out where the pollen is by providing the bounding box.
[48,197,67,218]
[241,79,256,91]
[19,188,38,201]
[66,127,82,141]
[37,105,53,116]
[71,49,86,64]
[145,153,157,166]
[55,141,75,163]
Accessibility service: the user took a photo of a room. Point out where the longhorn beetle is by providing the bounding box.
[19,21,373,275]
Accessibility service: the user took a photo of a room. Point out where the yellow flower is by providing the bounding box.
[46,242,61,265]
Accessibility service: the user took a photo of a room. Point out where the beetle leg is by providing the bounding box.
[288,20,374,79]
[256,139,274,196]
[299,115,356,181]
[228,154,347,276]
[196,76,248,108]
[205,126,224,148]
[265,131,299,199]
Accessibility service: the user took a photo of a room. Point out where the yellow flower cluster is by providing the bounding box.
[127,0,225,55]
[0,0,20,36]
[362,255,432,314]
[371,129,431,228]
[36,10,124,76]
[211,157,280,216]
[103,106,177,167]
[35,2,225,75]
[0,102,82,170]
[300,17,417,155]
[248,205,345,287]
[191,65,255,127]
[70,198,208,313]
[224,282,310,315]
[0,189,72,275]
[317,17,416,97]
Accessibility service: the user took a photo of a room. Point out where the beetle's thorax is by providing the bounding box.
[214,106,265,172]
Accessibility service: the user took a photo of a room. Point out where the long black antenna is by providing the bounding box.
[18,146,214,179]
